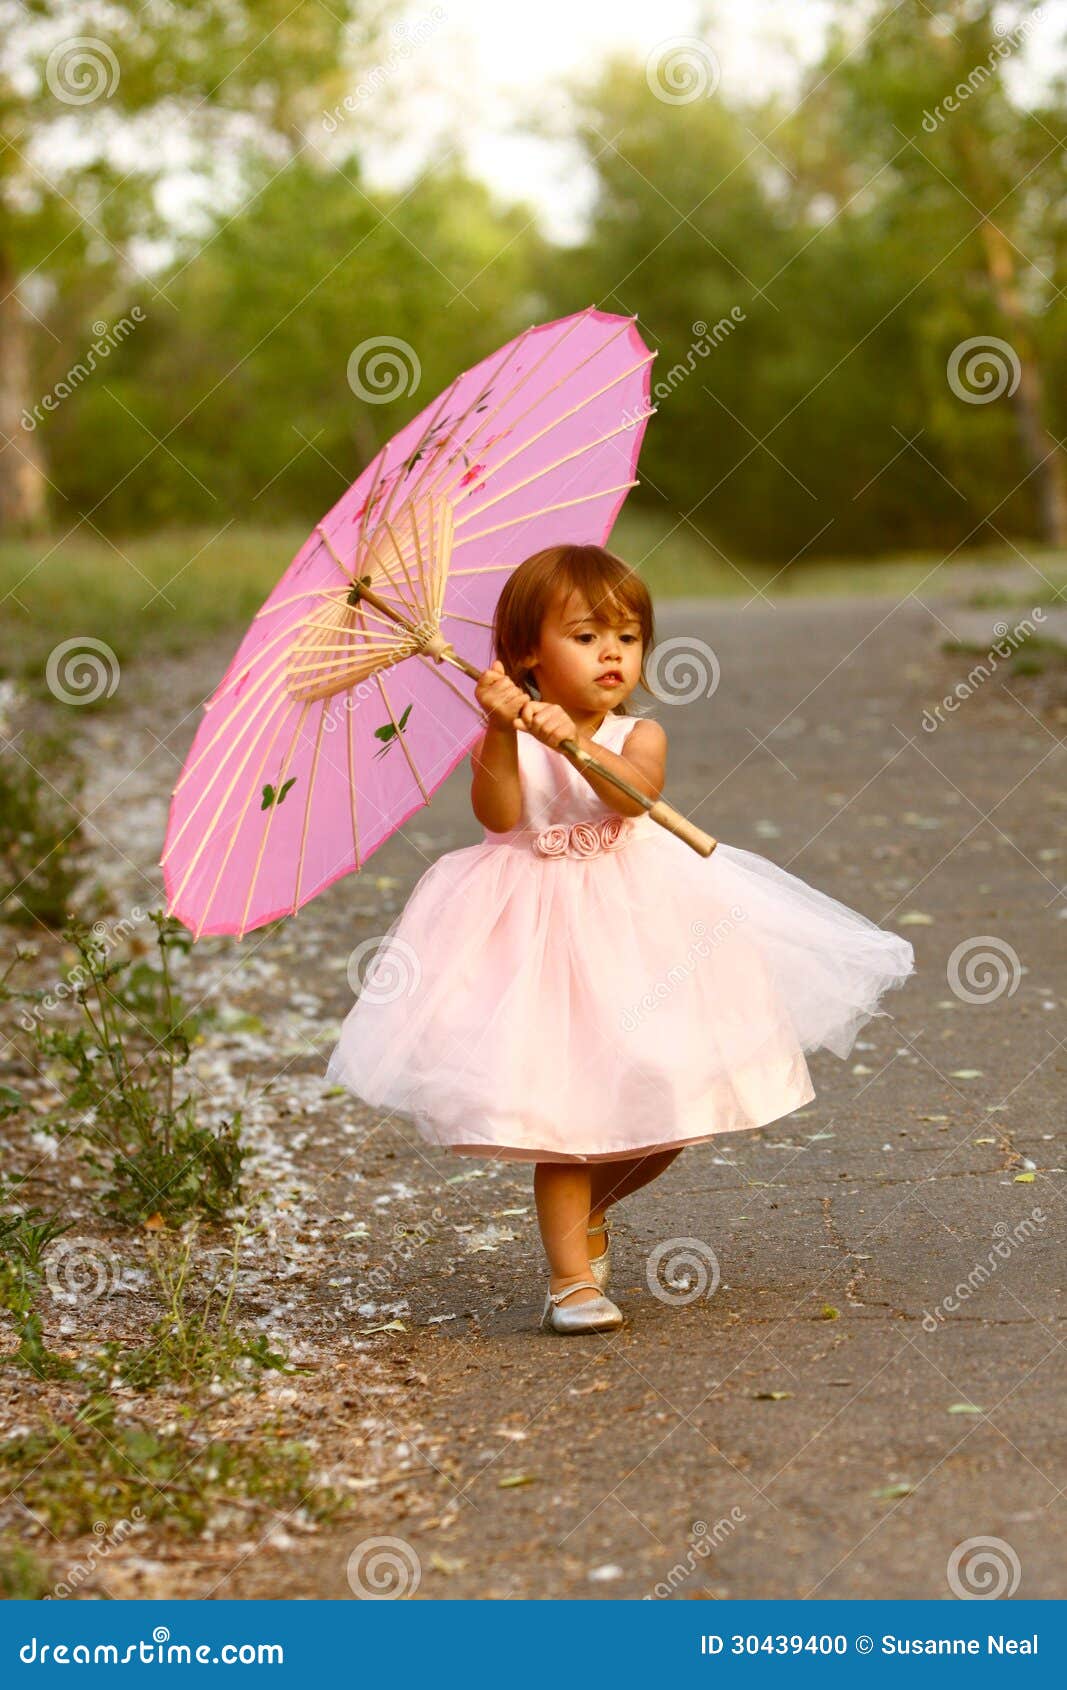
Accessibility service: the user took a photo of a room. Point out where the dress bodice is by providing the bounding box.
[481,711,648,843]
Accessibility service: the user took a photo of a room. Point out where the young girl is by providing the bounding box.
[326,543,915,1335]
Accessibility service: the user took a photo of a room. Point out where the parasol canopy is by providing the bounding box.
[161,306,663,940]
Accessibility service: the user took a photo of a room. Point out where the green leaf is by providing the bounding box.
[261,776,297,809]
[947,1402,985,1415]
[374,706,412,743]
[819,1304,841,1320]
[871,1481,915,1500]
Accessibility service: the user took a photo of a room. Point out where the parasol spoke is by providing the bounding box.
[439,352,654,515]
[373,672,431,806]
[455,417,652,529]
[166,684,296,860]
[214,696,312,942]
[412,311,627,517]
[292,695,331,918]
[172,691,297,921]
[414,650,485,719]
[455,481,639,551]
[174,613,399,798]
[440,610,493,630]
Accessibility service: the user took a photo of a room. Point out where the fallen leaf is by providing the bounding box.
[1013,1171,1035,1183]
[950,1069,983,1079]
[871,1481,915,1500]
[363,1319,407,1334]
[144,1213,167,1231]
[819,1304,841,1320]
[497,1473,536,1488]
[429,1553,467,1574]
[898,911,934,925]
[753,1391,792,1401]
[947,1403,985,1415]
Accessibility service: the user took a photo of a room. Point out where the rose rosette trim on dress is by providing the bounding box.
[532,815,636,859]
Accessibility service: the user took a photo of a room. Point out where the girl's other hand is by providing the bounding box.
[475,660,529,731]
[517,698,576,749]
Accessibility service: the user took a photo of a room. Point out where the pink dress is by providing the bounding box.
[325,712,915,1163]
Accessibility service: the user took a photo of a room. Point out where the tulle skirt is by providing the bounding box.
[324,815,916,1162]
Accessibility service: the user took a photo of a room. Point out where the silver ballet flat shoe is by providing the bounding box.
[587,1220,613,1291]
[541,1278,624,1334]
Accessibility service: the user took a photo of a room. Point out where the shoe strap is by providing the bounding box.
[586,1222,610,1236]
[549,1279,602,1304]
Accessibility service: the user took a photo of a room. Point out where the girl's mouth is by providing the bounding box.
[596,672,623,687]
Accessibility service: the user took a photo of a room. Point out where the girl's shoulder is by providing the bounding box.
[617,713,665,749]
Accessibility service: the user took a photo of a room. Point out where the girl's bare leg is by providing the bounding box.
[533,1161,600,1305]
[587,1149,686,1255]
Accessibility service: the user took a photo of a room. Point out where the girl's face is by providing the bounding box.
[521,585,643,720]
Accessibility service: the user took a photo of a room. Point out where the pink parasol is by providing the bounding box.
[161,305,713,941]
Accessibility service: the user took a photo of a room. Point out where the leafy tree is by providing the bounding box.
[0,0,392,533]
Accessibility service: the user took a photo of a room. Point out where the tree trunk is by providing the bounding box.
[0,248,49,534]
[977,218,1067,548]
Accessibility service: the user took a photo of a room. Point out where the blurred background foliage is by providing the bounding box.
[1,0,1064,579]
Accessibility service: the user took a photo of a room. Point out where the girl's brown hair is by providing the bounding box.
[492,543,654,716]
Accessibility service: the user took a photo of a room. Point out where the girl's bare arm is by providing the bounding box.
[516,701,666,817]
[470,724,523,832]
[574,718,666,815]
[470,660,530,832]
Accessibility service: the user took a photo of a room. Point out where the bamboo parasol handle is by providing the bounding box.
[444,645,718,860]
[546,731,717,858]
[347,578,718,859]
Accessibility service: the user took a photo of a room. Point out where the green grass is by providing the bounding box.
[1,1394,345,1540]
[0,516,1064,686]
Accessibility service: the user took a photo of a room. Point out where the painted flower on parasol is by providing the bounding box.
[160,306,715,941]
